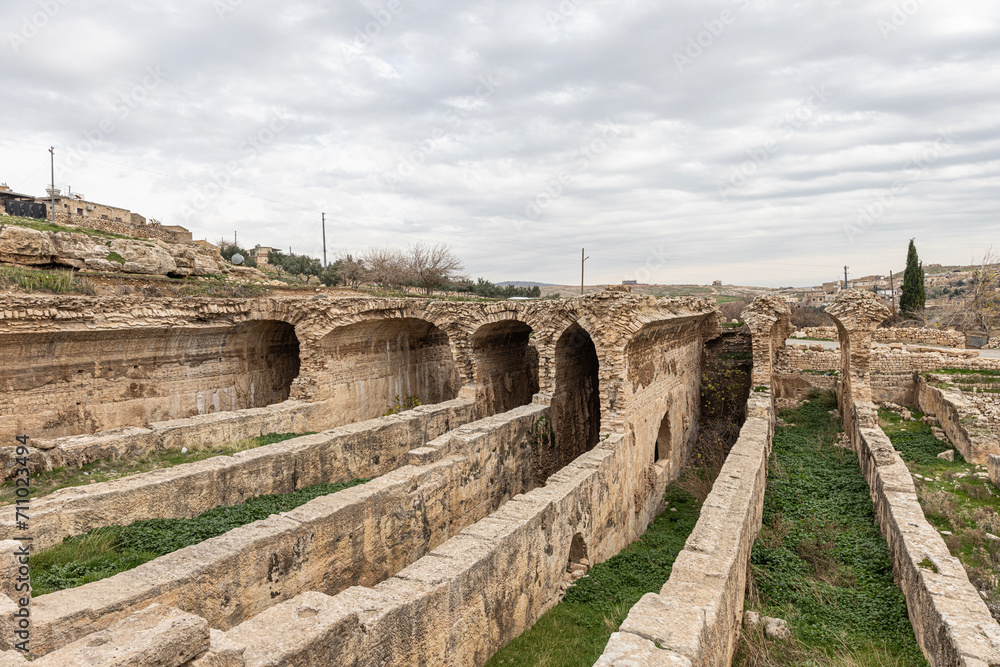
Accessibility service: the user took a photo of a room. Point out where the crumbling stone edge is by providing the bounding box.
[595,391,775,667]
[849,399,1000,666]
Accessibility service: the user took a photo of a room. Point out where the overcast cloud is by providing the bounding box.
[1,0,998,287]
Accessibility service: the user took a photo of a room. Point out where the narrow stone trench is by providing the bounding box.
[486,329,753,667]
[735,391,927,666]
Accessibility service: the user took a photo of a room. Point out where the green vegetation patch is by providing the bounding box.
[929,368,1000,377]
[737,392,927,666]
[486,483,702,667]
[106,251,126,264]
[881,409,1000,609]
[1,215,134,239]
[0,265,95,294]
[1,432,312,504]
[31,476,368,595]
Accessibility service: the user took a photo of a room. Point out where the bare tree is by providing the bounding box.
[968,248,1000,332]
[361,246,411,288]
[333,252,367,288]
[408,242,465,294]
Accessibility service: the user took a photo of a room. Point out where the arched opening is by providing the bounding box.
[569,532,588,564]
[471,320,539,417]
[320,317,459,422]
[655,409,671,463]
[540,323,600,481]
[0,319,301,440]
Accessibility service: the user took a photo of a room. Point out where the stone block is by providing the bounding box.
[32,604,210,667]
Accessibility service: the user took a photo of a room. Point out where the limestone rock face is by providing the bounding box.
[0,223,229,278]
[110,239,179,275]
[0,225,56,264]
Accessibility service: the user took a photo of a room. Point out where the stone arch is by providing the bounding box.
[470,319,539,417]
[318,317,459,421]
[537,322,601,481]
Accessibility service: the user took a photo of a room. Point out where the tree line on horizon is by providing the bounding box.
[218,240,541,298]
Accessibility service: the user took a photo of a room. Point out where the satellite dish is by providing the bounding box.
[231,253,244,265]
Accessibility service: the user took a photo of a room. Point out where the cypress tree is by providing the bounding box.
[900,239,925,315]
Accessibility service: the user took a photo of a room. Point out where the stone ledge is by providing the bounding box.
[852,400,1000,666]
[10,404,544,657]
[598,399,774,667]
[0,399,476,551]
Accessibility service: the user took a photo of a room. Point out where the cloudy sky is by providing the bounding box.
[1,0,997,287]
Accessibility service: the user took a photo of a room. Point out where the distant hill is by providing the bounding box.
[497,281,556,287]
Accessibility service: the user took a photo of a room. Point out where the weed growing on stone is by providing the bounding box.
[30,477,368,595]
[485,482,702,667]
[736,392,927,666]
[383,394,423,415]
[0,432,313,504]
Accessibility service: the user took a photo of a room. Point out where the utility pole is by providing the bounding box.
[234,231,237,247]
[49,146,56,225]
[889,270,897,315]
[843,265,849,288]
[580,248,589,296]
[321,212,327,269]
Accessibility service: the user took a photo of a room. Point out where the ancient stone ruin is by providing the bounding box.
[0,288,998,666]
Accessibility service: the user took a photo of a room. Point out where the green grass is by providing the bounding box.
[1,214,135,240]
[929,368,1000,377]
[0,265,96,294]
[486,483,702,667]
[715,295,741,303]
[880,409,1000,607]
[30,477,368,595]
[106,250,126,264]
[736,392,927,666]
[0,432,313,504]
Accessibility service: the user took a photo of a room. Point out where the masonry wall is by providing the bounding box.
[597,393,773,667]
[46,198,191,243]
[916,378,1000,464]
[316,317,460,425]
[849,408,1000,665]
[0,320,300,440]
[795,326,965,348]
[623,318,705,526]
[208,426,647,667]
[0,399,476,551]
[775,346,995,407]
[470,320,539,418]
[2,405,545,656]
